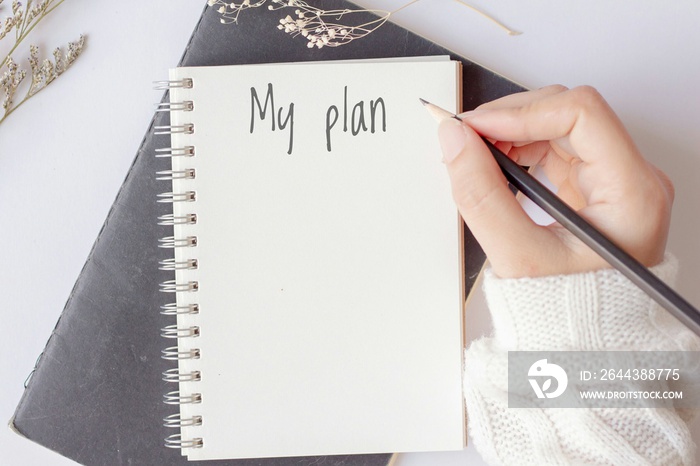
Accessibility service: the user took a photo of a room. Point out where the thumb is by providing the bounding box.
[438,118,556,277]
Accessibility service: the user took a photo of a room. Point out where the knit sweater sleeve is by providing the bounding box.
[463,255,699,465]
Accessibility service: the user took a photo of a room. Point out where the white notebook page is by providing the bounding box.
[168,58,464,460]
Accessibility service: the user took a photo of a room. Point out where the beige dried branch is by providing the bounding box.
[0,0,85,125]
[451,0,520,36]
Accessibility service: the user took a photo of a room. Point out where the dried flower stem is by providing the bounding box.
[389,0,420,15]
[1,35,85,124]
[389,0,521,37]
[451,0,521,36]
[0,0,84,125]
[2,0,66,66]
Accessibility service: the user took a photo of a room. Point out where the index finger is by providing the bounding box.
[461,86,644,169]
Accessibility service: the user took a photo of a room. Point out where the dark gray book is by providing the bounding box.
[11,2,523,465]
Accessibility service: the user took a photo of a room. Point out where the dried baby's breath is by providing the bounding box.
[276,4,391,49]
[208,0,396,48]
[208,0,520,49]
[207,0,268,24]
[0,0,85,124]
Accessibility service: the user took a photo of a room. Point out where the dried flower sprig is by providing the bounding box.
[0,0,85,124]
[207,0,520,49]
[208,0,410,48]
[209,0,268,24]
[275,0,400,49]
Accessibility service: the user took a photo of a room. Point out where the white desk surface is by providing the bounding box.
[1,1,698,465]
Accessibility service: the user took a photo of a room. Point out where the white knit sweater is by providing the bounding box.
[464,255,699,465]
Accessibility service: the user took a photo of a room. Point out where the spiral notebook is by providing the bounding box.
[159,57,465,460]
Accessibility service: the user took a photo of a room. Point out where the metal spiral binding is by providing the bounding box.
[158,236,198,248]
[156,76,203,450]
[156,101,194,112]
[163,413,203,428]
[163,390,202,405]
[160,324,200,339]
[155,123,195,135]
[162,368,202,383]
[164,434,203,450]
[154,78,193,90]
[159,280,199,293]
[157,191,196,203]
[161,347,201,361]
[158,258,198,271]
[156,169,196,181]
[160,303,199,316]
[158,213,197,226]
[155,146,195,158]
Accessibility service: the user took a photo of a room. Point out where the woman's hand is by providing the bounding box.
[438,85,674,278]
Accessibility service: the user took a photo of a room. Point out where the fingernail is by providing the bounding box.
[457,108,486,119]
[438,118,468,164]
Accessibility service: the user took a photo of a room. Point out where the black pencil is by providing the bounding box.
[420,98,700,337]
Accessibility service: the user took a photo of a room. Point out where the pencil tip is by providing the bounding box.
[420,98,456,123]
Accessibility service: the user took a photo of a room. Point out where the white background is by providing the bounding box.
[0,1,698,465]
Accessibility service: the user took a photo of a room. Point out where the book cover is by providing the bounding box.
[11,2,523,465]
